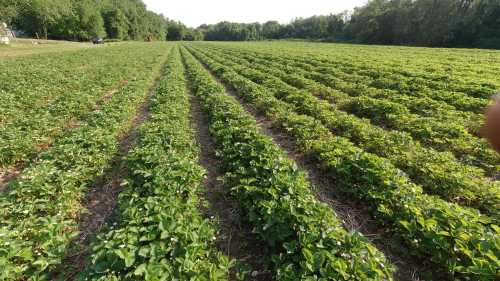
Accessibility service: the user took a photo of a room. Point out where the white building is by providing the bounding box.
[0,22,12,45]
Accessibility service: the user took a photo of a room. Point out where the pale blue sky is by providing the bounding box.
[143,0,368,28]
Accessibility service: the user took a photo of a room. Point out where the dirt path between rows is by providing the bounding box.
[0,169,20,192]
[187,47,430,281]
[187,74,273,281]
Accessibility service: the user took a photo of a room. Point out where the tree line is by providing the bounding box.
[197,0,500,49]
[0,0,197,41]
[1,0,499,48]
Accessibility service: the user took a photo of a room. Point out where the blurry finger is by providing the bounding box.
[484,93,500,153]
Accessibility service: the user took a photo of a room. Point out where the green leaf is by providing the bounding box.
[114,248,135,267]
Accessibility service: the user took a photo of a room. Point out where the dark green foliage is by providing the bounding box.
[201,22,263,41]
[0,0,20,24]
[52,0,106,41]
[166,20,187,41]
[195,0,499,49]
[102,8,129,40]
[3,0,498,47]
[184,29,204,41]
[7,0,171,41]
[345,0,500,48]
[15,0,73,39]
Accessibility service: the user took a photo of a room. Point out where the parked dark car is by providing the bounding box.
[92,37,104,44]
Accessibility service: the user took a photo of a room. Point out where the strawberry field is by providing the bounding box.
[0,42,498,281]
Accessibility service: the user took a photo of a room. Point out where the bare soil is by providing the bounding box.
[0,168,20,192]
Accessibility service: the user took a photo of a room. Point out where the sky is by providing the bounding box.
[143,0,368,28]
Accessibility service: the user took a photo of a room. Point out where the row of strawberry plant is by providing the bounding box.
[79,47,232,280]
[200,45,498,175]
[217,42,497,101]
[0,43,169,170]
[189,45,499,218]
[0,45,172,280]
[208,44,485,124]
[181,47,395,280]
[293,46,498,100]
[224,41,500,83]
[269,49,494,103]
[186,46,499,280]
[276,51,489,114]
[199,45,498,173]
[194,44,480,135]
[0,48,96,125]
[0,42,156,126]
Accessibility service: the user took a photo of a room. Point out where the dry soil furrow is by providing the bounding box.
[0,169,20,192]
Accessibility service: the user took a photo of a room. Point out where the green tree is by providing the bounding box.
[73,0,106,40]
[103,8,128,39]
[0,0,20,24]
[184,29,203,41]
[19,0,72,39]
[262,21,282,39]
[167,20,186,40]
[326,14,345,39]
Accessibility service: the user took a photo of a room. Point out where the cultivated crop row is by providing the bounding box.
[1,44,144,125]
[181,47,394,280]
[80,47,232,280]
[292,46,498,99]
[189,45,499,217]
[0,43,170,171]
[199,44,498,173]
[216,42,499,100]
[210,45,484,128]
[185,45,499,280]
[258,51,492,109]
[0,45,171,280]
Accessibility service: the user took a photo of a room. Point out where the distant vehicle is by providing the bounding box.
[92,37,104,44]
